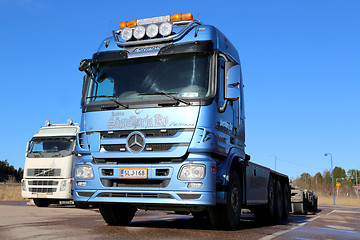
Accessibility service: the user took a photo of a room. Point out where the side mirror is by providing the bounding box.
[25,141,30,157]
[225,62,240,101]
[219,61,241,113]
[79,59,92,72]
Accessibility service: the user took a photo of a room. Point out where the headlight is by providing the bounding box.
[60,180,67,191]
[21,180,26,191]
[121,27,132,41]
[133,26,146,40]
[76,165,94,180]
[159,22,172,36]
[146,24,158,38]
[178,164,206,181]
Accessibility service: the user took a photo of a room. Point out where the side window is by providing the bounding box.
[217,57,226,107]
[31,142,43,152]
[96,77,115,96]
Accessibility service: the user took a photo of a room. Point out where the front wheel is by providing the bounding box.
[33,198,50,207]
[209,170,242,229]
[99,203,137,226]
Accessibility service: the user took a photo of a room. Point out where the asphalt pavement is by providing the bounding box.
[0,201,359,239]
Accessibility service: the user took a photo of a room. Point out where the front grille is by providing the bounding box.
[102,143,188,152]
[94,153,188,164]
[101,179,170,188]
[96,192,174,199]
[27,168,61,177]
[101,128,193,139]
[28,180,58,186]
[103,144,127,152]
[29,187,57,193]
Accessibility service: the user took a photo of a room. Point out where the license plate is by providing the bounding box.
[36,193,47,198]
[119,168,148,179]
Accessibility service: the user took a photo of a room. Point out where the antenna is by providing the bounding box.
[105,21,112,48]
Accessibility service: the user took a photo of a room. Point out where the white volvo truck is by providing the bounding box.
[21,120,81,207]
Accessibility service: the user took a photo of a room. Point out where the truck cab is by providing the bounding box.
[21,120,80,207]
[74,13,290,229]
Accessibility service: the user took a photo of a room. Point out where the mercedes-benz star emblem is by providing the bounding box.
[126,131,145,153]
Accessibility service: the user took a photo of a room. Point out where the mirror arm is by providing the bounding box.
[219,99,228,113]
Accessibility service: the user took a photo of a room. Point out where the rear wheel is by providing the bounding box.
[274,181,283,222]
[282,183,290,220]
[99,203,137,226]
[254,176,275,224]
[209,170,242,229]
[293,201,308,215]
[33,198,50,207]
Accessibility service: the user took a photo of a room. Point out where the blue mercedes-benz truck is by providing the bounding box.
[74,13,290,229]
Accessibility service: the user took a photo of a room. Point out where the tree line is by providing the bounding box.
[0,160,23,182]
[293,166,360,197]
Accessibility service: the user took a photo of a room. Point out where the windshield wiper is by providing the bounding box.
[138,92,191,106]
[86,95,128,109]
[32,152,44,157]
[53,151,64,157]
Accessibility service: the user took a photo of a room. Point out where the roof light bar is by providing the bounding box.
[119,13,193,29]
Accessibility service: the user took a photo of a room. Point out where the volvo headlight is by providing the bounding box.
[21,180,26,191]
[121,27,132,41]
[60,180,67,191]
[178,164,206,181]
[134,26,146,40]
[159,22,172,36]
[76,165,94,180]
[146,24,159,38]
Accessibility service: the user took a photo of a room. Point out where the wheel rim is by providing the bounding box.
[231,185,240,212]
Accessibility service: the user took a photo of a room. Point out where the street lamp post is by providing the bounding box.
[324,153,335,205]
[268,154,277,171]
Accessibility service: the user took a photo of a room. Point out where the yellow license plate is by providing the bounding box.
[36,193,47,198]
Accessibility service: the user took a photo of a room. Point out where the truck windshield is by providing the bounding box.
[27,137,75,158]
[84,53,211,105]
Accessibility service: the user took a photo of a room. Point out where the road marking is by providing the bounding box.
[260,216,321,240]
[326,209,336,215]
[325,225,358,232]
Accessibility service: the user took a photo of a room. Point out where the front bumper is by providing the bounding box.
[74,153,216,207]
[21,178,73,200]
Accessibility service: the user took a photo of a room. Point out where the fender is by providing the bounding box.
[215,147,246,203]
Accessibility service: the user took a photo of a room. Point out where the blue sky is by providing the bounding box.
[1,0,359,179]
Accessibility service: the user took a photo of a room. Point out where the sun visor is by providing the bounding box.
[158,41,213,56]
[92,50,129,64]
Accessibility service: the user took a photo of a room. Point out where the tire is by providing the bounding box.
[293,201,308,215]
[74,201,90,209]
[254,175,275,224]
[274,181,283,223]
[209,170,242,229]
[282,183,290,220]
[33,198,50,207]
[99,203,137,226]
